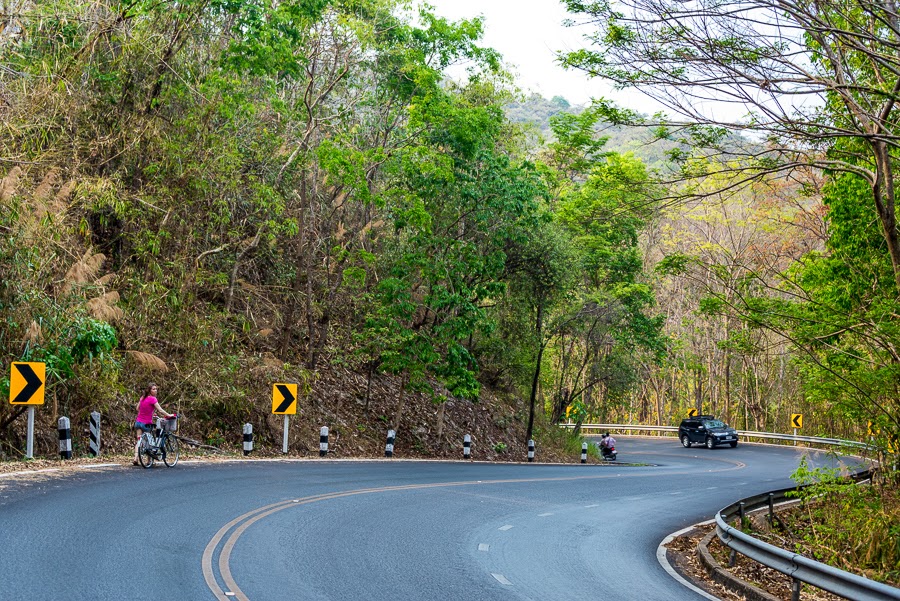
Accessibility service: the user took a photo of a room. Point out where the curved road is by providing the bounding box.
[0,438,861,600]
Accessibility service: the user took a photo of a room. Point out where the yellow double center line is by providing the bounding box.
[202,463,745,600]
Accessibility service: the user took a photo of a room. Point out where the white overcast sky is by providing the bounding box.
[423,0,753,121]
[423,0,636,108]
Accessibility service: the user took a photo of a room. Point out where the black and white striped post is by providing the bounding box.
[527,439,535,462]
[385,429,395,458]
[463,434,471,459]
[320,426,329,457]
[581,442,587,463]
[58,417,72,459]
[242,423,253,456]
[89,411,101,457]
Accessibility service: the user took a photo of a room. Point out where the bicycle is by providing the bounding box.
[137,415,179,468]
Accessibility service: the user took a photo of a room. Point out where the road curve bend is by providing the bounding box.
[0,438,859,600]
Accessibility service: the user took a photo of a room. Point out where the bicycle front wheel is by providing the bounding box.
[163,435,179,467]
[138,434,154,468]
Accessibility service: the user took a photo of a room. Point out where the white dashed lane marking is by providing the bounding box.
[478,543,490,552]
[584,504,599,508]
[499,525,513,531]
[492,573,513,585]
[538,512,553,517]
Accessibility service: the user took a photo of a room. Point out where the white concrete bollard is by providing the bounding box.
[58,417,72,459]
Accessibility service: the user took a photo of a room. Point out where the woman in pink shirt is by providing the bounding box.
[133,383,174,465]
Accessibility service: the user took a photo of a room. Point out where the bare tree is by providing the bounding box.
[563,0,900,290]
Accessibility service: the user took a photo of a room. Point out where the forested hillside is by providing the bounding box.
[0,0,663,458]
[0,0,897,470]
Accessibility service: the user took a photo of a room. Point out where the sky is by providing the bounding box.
[423,0,636,108]
[423,0,753,121]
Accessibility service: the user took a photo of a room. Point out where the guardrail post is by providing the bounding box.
[739,501,747,529]
[463,434,471,459]
[527,439,535,462]
[242,423,253,456]
[581,442,587,463]
[58,417,72,459]
[319,426,329,456]
[768,493,774,524]
[791,577,801,601]
[89,411,101,456]
[729,547,737,567]
[385,429,395,457]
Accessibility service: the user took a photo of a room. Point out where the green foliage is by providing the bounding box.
[0,0,674,455]
[786,456,899,581]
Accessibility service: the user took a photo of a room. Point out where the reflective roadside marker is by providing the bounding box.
[243,423,253,456]
[320,426,329,457]
[527,439,535,462]
[464,434,471,459]
[385,429,395,458]
[89,411,101,457]
[581,442,587,464]
[58,417,72,459]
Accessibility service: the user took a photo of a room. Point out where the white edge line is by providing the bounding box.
[656,524,721,601]
[0,468,61,478]
[78,463,119,469]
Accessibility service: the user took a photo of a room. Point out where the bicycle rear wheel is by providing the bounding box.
[138,433,154,468]
[162,435,179,467]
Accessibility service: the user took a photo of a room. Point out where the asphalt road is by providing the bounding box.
[0,437,862,601]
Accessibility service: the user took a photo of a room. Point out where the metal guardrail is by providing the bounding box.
[559,424,896,599]
[561,423,875,450]
[715,471,900,601]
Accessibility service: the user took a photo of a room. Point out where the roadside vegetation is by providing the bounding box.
[0,0,898,564]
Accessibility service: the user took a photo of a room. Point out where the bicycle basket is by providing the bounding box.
[159,417,178,432]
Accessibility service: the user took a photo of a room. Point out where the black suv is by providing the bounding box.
[679,415,738,449]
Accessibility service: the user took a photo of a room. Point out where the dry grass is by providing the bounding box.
[125,350,169,372]
[62,250,106,293]
[87,291,124,322]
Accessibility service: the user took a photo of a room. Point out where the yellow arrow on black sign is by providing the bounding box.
[272,383,298,415]
[791,413,803,428]
[10,362,45,405]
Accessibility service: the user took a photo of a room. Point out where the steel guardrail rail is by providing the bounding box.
[714,470,900,601]
[561,423,895,597]
[561,423,876,450]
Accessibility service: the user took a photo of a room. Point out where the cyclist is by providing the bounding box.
[133,383,175,466]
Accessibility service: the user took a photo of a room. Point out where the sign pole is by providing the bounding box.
[25,406,35,459]
[9,362,46,459]
[283,415,289,454]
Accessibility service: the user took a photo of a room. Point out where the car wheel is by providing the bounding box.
[681,434,691,448]
[705,436,716,449]
[729,441,738,448]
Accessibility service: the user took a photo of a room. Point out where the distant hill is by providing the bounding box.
[505,93,684,172]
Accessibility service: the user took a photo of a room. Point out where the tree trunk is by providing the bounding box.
[365,363,374,412]
[526,303,545,443]
[872,141,900,292]
[435,400,445,441]
[392,371,409,432]
[279,182,309,359]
